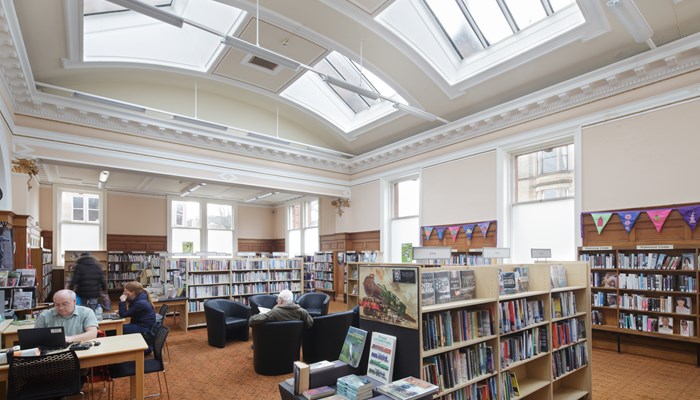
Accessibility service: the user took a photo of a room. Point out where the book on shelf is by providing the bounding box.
[366,332,397,384]
[658,316,673,335]
[514,266,529,292]
[293,361,310,395]
[681,253,695,271]
[420,272,435,306]
[550,265,568,288]
[509,371,520,396]
[675,297,691,314]
[302,386,336,400]
[433,271,451,304]
[552,297,563,318]
[602,272,617,288]
[17,269,36,287]
[376,376,439,400]
[680,320,694,337]
[452,270,476,301]
[338,326,368,368]
[449,271,462,302]
[308,360,335,373]
[6,271,21,287]
[12,290,33,310]
[605,293,617,307]
[500,271,516,295]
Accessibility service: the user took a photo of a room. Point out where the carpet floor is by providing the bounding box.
[89,301,700,400]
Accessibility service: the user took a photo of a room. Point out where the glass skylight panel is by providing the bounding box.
[83,0,171,16]
[464,0,512,45]
[315,52,381,114]
[424,0,483,59]
[504,0,547,31]
[549,0,577,13]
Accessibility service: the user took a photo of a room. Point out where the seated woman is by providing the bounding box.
[118,281,157,335]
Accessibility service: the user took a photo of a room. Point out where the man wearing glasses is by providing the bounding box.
[35,289,98,343]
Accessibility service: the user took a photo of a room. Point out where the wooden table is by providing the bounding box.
[1,318,126,348]
[0,334,148,399]
[153,297,188,330]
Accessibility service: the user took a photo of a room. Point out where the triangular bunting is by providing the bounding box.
[616,211,641,234]
[448,226,460,242]
[591,213,612,235]
[435,227,446,241]
[478,221,491,238]
[462,224,475,240]
[646,209,672,232]
[678,205,700,231]
[423,226,434,240]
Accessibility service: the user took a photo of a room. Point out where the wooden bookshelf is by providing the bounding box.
[418,220,497,266]
[30,248,52,303]
[63,250,108,290]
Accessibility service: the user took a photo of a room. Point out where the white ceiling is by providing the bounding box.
[4,0,700,205]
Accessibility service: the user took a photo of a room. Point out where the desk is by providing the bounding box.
[153,297,187,330]
[1,319,126,348]
[0,334,148,399]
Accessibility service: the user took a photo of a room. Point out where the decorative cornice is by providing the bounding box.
[0,2,699,177]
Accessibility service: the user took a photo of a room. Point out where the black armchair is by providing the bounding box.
[302,309,355,364]
[249,294,278,315]
[203,299,251,348]
[252,320,304,376]
[296,292,330,317]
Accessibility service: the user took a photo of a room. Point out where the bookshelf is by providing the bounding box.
[346,262,360,309]
[580,205,700,365]
[302,255,315,293]
[30,248,52,303]
[186,257,231,328]
[313,251,335,295]
[354,262,591,400]
[107,251,161,290]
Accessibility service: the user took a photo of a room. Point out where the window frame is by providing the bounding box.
[54,185,106,267]
[167,195,237,255]
[286,197,319,257]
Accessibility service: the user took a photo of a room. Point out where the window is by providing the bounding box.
[287,199,318,257]
[56,188,105,266]
[389,176,420,263]
[168,197,235,254]
[515,143,574,203]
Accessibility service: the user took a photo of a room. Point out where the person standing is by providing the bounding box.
[118,281,157,335]
[69,252,107,312]
[35,289,98,343]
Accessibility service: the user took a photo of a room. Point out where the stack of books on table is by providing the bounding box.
[336,374,373,400]
[377,376,439,400]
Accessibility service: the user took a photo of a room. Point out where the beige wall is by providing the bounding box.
[582,98,700,211]
[319,197,335,236]
[10,172,39,221]
[107,193,166,235]
[0,120,10,211]
[237,205,276,239]
[38,186,53,231]
[422,151,498,226]
[346,181,380,232]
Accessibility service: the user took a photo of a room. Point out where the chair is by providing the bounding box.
[203,299,251,348]
[109,325,171,400]
[302,310,355,364]
[8,349,83,400]
[252,320,304,376]
[249,294,278,315]
[296,292,330,317]
[157,304,171,363]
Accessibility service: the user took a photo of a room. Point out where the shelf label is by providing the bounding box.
[468,248,483,253]
[483,247,510,259]
[636,245,674,250]
[531,248,552,258]
[582,246,613,251]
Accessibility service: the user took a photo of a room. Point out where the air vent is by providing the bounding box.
[248,56,279,71]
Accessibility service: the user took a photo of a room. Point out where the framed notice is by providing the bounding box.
[359,265,419,330]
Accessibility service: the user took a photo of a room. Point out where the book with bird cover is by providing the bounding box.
[339,326,368,368]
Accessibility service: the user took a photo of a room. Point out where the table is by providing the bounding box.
[153,297,188,330]
[0,334,148,399]
[1,318,126,348]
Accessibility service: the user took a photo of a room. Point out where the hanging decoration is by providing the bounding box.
[617,211,641,234]
[330,197,351,217]
[478,221,491,238]
[447,226,460,242]
[462,224,475,240]
[11,158,39,190]
[423,226,434,240]
[678,205,700,231]
[646,209,672,232]
[435,226,446,241]
[591,212,612,235]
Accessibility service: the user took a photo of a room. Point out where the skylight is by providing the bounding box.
[83,0,171,16]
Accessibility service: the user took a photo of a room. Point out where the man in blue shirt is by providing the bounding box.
[35,289,98,343]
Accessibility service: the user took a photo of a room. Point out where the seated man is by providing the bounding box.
[249,289,314,329]
[36,289,98,343]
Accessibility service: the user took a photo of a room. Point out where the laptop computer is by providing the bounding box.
[17,327,69,350]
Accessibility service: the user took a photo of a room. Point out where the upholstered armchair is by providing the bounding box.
[203,299,251,348]
[302,309,355,364]
[296,292,330,317]
[249,294,278,315]
[252,320,304,375]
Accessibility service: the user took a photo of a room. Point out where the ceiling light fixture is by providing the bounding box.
[606,0,656,49]
[73,92,146,113]
[321,75,381,100]
[222,36,301,71]
[244,191,277,203]
[172,115,228,131]
[180,182,206,197]
[393,103,449,124]
[105,0,184,28]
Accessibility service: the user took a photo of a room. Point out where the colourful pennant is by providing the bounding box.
[646,209,672,232]
[678,205,700,231]
[435,227,446,240]
[423,226,434,240]
[591,213,612,235]
[448,226,460,242]
[478,221,491,238]
[616,211,641,234]
[462,224,475,240]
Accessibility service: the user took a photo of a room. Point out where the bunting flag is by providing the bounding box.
[646,209,672,232]
[478,221,491,238]
[423,226,434,240]
[462,224,475,240]
[448,226,460,242]
[678,205,700,231]
[617,211,641,234]
[435,226,446,241]
[591,213,612,235]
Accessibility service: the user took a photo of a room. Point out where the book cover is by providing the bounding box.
[449,271,463,302]
[0,271,8,287]
[433,271,451,304]
[680,320,694,337]
[12,290,33,310]
[514,266,529,292]
[602,272,617,288]
[366,332,397,385]
[550,265,568,288]
[401,243,413,263]
[377,376,439,400]
[339,326,368,368]
[605,293,617,307]
[6,271,21,287]
[458,270,476,300]
[303,386,336,400]
[681,253,696,270]
[509,371,520,396]
[552,297,563,318]
[675,297,691,314]
[293,361,310,395]
[17,269,36,287]
[420,272,435,306]
[501,272,516,295]
[658,316,674,334]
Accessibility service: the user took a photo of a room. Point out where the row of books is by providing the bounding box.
[499,326,548,368]
[187,285,230,298]
[421,270,476,306]
[498,267,529,295]
[422,308,493,351]
[617,294,692,314]
[0,269,35,287]
[188,274,231,285]
[618,253,696,270]
[231,271,269,282]
[580,253,615,269]
[552,343,588,379]
[500,371,521,400]
[619,313,694,336]
[552,318,586,349]
[422,343,494,391]
[498,298,545,334]
[618,273,697,292]
[552,291,578,319]
[591,271,617,288]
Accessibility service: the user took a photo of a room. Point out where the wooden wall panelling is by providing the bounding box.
[346,231,380,251]
[237,238,285,253]
[107,234,167,252]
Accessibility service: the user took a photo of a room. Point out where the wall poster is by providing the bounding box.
[359,264,419,330]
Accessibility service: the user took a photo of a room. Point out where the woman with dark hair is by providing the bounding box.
[118,281,156,335]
